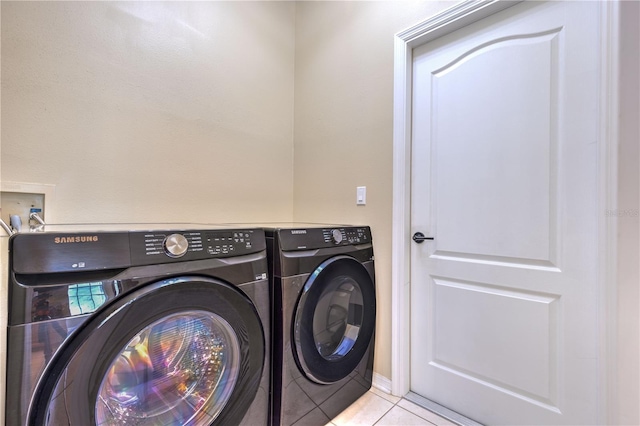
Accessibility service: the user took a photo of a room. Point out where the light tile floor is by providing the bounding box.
[328,387,456,426]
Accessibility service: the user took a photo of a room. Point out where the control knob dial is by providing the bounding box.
[164,233,189,258]
[331,229,343,244]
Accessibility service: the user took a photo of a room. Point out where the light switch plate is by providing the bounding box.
[356,186,366,205]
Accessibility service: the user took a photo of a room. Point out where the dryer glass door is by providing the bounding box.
[293,256,376,384]
[313,276,363,360]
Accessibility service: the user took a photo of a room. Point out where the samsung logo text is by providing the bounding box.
[54,236,99,244]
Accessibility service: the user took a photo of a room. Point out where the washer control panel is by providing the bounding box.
[130,228,266,265]
[10,228,266,274]
[279,226,371,251]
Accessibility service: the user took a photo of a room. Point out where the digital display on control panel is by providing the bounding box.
[206,231,254,256]
[345,227,369,244]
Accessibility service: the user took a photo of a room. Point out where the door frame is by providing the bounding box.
[390,1,620,424]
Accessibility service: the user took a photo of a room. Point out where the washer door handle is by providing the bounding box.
[412,232,434,244]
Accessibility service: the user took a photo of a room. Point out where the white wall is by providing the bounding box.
[0,2,295,423]
[1,1,295,224]
[292,0,456,381]
[615,2,640,424]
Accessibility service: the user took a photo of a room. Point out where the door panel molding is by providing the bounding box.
[427,27,561,266]
[391,2,620,425]
[430,277,560,406]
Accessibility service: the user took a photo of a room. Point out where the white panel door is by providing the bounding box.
[410,2,600,424]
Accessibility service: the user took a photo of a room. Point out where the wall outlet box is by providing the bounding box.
[0,182,56,232]
[1,192,45,230]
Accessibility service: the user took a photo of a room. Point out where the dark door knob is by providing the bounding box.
[412,232,434,243]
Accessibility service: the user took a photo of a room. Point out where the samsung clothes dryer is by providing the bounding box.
[266,225,376,426]
[5,225,270,426]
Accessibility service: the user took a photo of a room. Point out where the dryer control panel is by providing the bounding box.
[130,229,266,265]
[278,226,371,251]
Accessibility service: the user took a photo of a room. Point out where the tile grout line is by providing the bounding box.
[330,389,455,426]
[396,398,441,426]
[371,397,399,426]
[371,394,439,426]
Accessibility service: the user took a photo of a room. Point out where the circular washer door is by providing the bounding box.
[29,276,264,426]
[293,255,376,384]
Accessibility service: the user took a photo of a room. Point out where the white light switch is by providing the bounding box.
[356,186,366,205]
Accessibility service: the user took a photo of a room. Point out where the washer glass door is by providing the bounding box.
[96,311,239,425]
[30,277,265,426]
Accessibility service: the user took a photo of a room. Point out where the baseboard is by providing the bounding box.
[372,373,392,395]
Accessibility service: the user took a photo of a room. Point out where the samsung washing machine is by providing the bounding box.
[5,225,270,426]
[266,224,376,426]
